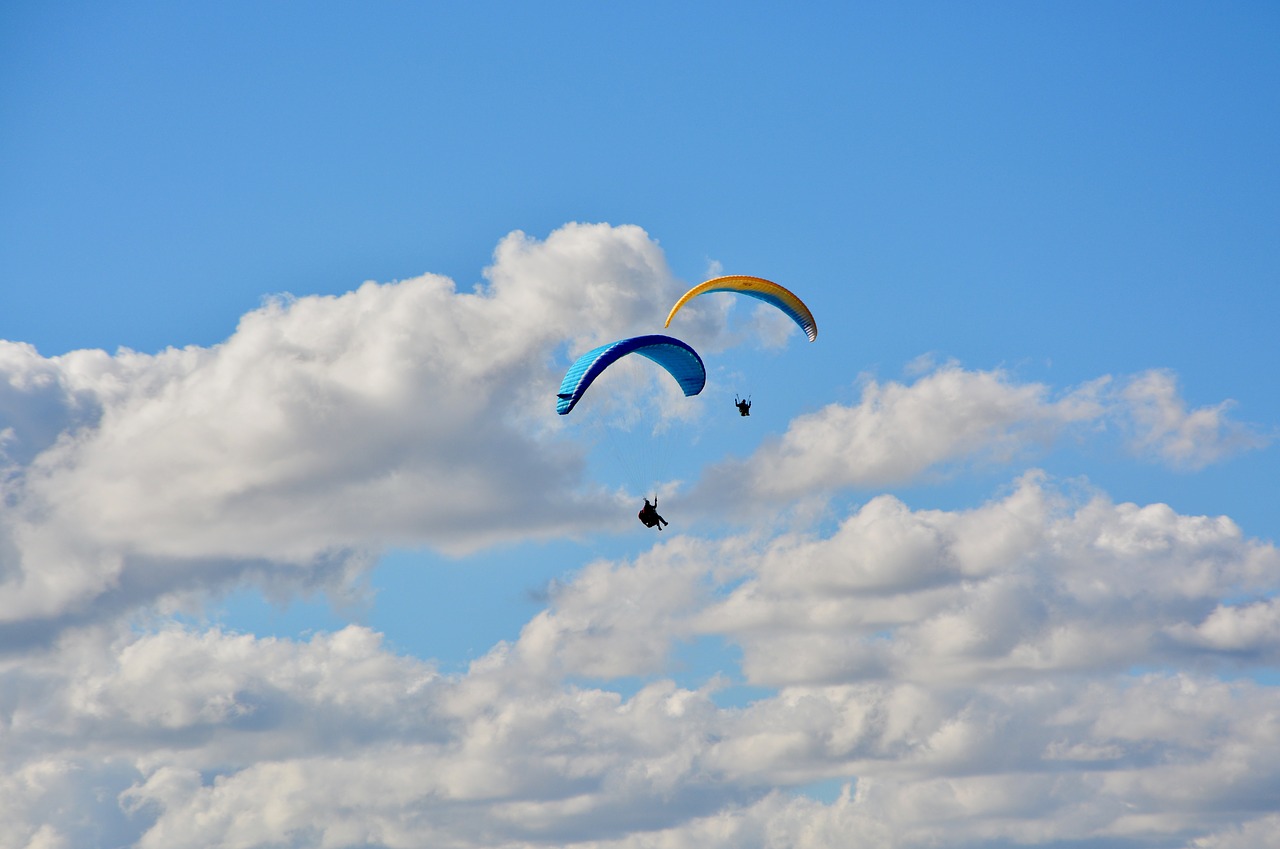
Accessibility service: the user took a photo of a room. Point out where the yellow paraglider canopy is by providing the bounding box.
[665,275,817,341]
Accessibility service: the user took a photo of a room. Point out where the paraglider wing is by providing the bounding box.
[556,334,706,415]
[664,275,817,342]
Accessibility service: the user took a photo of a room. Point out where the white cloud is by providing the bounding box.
[1167,598,1280,655]
[698,473,1278,688]
[2,222,1278,848]
[514,536,721,679]
[1120,370,1269,470]
[696,364,1265,504]
[1189,815,1280,849]
[6,537,1280,849]
[2,621,756,848]
[0,223,748,647]
[19,224,676,558]
[697,366,1107,502]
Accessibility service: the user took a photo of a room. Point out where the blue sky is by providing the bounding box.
[3,3,1280,847]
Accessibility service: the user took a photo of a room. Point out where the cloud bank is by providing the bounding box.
[1,223,1276,848]
[4,475,1279,848]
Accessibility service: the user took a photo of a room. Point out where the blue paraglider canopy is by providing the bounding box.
[556,334,706,415]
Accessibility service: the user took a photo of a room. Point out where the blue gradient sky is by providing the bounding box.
[3,4,1279,846]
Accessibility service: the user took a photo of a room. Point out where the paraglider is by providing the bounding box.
[735,395,751,416]
[556,335,704,529]
[555,334,706,416]
[665,275,817,342]
[638,497,668,530]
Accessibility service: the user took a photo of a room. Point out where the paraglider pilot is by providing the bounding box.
[638,497,668,530]
[735,395,751,416]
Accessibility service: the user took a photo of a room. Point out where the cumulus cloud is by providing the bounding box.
[1,623,744,848]
[1189,815,1280,849]
[678,473,1276,690]
[1167,598,1280,656]
[697,364,1264,504]
[0,224,750,648]
[1120,370,1270,470]
[4,474,1280,848]
[694,366,1104,503]
[514,537,721,680]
